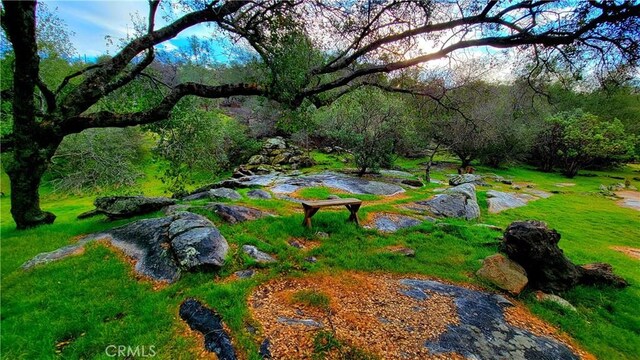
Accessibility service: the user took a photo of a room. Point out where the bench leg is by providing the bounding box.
[302,206,319,228]
[345,204,361,225]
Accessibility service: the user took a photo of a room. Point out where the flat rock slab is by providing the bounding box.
[616,190,640,211]
[366,213,422,232]
[400,279,579,360]
[22,212,228,283]
[206,203,270,224]
[247,189,272,199]
[379,169,414,178]
[235,172,404,196]
[486,190,550,214]
[249,273,583,359]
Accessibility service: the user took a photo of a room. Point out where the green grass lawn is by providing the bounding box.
[1,156,639,359]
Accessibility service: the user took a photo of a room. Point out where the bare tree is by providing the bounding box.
[1,0,638,228]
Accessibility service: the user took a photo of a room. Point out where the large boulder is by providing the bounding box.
[476,254,528,294]
[502,220,628,292]
[78,196,176,219]
[415,183,480,220]
[24,212,229,283]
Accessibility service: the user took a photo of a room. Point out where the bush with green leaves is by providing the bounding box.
[315,88,405,175]
[45,127,145,193]
[533,110,635,177]
[146,101,260,194]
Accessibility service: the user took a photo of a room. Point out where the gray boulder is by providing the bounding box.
[242,245,276,263]
[209,188,242,200]
[247,189,272,199]
[78,196,176,220]
[415,184,480,220]
[23,212,229,283]
[206,203,270,224]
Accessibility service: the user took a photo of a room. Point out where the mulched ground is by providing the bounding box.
[248,272,592,359]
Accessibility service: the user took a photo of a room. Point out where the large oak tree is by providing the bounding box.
[1,0,638,229]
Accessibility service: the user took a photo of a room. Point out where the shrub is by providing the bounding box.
[46,127,145,193]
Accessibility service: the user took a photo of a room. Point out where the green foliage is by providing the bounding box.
[45,128,145,193]
[534,110,635,177]
[316,88,405,174]
[145,100,259,194]
[260,16,324,104]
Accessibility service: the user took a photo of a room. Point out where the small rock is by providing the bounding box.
[234,269,255,279]
[501,179,513,185]
[327,195,340,200]
[182,191,211,201]
[389,247,416,257]
[305,256,318,263]
[247,189,272,199]
[289,240,305,249]
[535,291,577,312]
[277,317,322,327]
[315,232,329,239]
[242,245,277,263]
[448,174,483,186]
[209,188,242,200]
[476,254,529,294]
[259,339,272,359]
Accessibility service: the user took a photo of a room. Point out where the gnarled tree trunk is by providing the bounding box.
[2,1,59,228]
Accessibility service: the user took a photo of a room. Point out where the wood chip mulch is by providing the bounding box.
[249,272,459,359]
[248,272,594,360]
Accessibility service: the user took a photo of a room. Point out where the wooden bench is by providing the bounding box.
[300,198,362,228]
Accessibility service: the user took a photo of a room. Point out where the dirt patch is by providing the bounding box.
[611,246,640,260]
[616,190,640,211]
[249,272,456,359]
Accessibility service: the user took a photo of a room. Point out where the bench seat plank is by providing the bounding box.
[300,198,362,208]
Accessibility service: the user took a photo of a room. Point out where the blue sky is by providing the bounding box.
[43,0,233,62]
